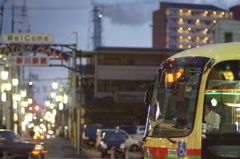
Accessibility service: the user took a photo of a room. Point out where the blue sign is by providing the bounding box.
[0,44,69,62]
[178,142,186,157]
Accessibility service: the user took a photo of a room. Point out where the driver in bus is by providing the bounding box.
[204,100,221,133]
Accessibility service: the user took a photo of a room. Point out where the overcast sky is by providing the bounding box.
[3,0,240,51]
[1,0,240,105]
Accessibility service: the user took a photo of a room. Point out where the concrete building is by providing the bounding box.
[78,47,183,128]
[212,19,240,43]
[229,5,240,20]
[152,2,232,49]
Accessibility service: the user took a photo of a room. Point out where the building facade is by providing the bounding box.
[77,47,183,128]
[212,19,240,43]
[152,2,232,49]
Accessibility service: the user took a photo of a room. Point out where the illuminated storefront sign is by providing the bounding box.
[0,44,69,61]
[6,56,49,66]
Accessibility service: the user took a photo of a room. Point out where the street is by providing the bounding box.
[27,137,86,159]
[29,137,142,159]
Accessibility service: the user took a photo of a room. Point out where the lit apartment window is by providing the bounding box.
[204,37,209,43]
[196,37,200,42]
[196,19,200,25]
[178,27,183,33]
[178,9,183,15]
[178,18,184,24]
[179,36,183,41]
[203,28,209,34]
[225,33,233,42]
[166,9,169,15]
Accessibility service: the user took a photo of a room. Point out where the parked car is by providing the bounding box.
[115,125,137,135]
[95,129,127,149]
[82,124,102,146]
[131,125,146,141]
[124,134,142,152]
[0,129,48,159]
[99,130,127,158]
[116,125,146,141]
[136,125,146,135]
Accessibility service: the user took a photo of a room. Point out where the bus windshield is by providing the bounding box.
[147,57,211,138]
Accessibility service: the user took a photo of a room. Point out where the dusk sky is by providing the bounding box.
[1,0,240,105]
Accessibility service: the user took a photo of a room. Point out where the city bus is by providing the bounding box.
[143,42,240,159]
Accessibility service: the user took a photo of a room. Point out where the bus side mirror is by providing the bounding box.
[173,83,185,103]
[144,83,154,106]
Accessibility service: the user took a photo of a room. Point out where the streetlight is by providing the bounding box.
[20,90,27,98]
[45,101,50,107]
[50,92,56,99]
[12,79,19,86]
[1,71,9,80]
[52,82,59,90]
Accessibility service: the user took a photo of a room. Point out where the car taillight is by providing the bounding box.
[42,150,48,154]
[32,150,41,156]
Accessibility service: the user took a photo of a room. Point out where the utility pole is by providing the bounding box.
[72,32,77,150]
[74,32,82,155]
[11,4,14,33]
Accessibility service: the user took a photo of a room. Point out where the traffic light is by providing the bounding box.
[33,104,40,112]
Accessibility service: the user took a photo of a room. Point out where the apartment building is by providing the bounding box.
[212,19,240,43]
[78,47,182,127]
[152,2,232,49]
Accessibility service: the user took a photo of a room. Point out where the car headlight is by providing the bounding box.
[83,136,89,140]
[120,143,125,149]
[102,143,108,149]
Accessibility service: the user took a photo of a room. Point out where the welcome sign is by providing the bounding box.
[0,44,69,61]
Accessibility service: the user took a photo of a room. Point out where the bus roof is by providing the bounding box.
[168,42,240,63]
